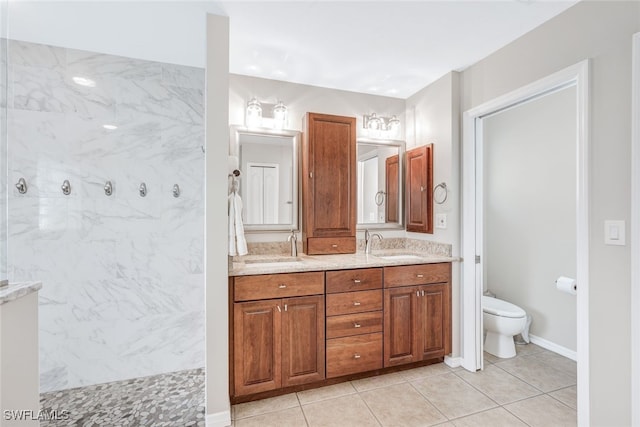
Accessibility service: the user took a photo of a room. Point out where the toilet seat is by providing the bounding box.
[482,296,526,318]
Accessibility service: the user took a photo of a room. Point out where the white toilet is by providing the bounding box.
[482,296,527,358]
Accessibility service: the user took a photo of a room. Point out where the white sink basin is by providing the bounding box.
[376,254,424,261]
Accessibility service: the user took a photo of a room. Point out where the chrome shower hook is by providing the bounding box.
[139,182,147,197]
[172,184,180,198]
[104,181,113,196]
[15,177,27,194]
[61,179,71,195]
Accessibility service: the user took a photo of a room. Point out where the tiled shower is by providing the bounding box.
[3,39,205,393]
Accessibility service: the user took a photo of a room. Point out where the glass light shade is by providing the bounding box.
[367,113,381,130]
[246,98,263,128]
[273,101,287,130]
[388,115,400,132]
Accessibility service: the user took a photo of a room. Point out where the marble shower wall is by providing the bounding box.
[6,40,205,392]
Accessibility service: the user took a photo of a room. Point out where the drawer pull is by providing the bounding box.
[332,244,338,248]
[353,354,361,359]
[417,290,420,297]
[277,305,281,312]
[417,274,424,278]
[284,304,288,311]
[278,284,287,289]
[353,279,361,284]
[353,301,361,306]
[354,323,361,328]
[422,290,425,297]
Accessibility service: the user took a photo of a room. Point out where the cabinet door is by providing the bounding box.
[385,154,400,223]
[406,144,433,233]
[303,113,356,239]
[233,300,281,396]
[383,286,419,367]
[281,295,325,387]
[417,284,451,360]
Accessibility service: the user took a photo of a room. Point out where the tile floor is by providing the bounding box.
[232,344,577,427]
[39,368,205,426]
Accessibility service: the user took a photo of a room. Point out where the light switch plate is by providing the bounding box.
[604,220,625,246]
[436,213,447,229]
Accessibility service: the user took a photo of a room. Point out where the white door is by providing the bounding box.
[245,162,279,224]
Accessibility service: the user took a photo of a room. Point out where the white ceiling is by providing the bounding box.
[8,0,578,98]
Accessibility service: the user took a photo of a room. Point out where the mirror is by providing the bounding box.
[356,138,405,229]
[231,126,300,232]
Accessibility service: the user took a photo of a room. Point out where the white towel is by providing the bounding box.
[228,192,248,256]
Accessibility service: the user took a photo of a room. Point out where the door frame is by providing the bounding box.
[631,32,640,427]
[461,60,590,423]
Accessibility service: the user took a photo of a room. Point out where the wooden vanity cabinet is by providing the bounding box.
[383,263,451,367]
[406,144,434,233]
[231,272,325,397]
[325,268,383,378]
[385,154,400,223]
[302,113,357,254]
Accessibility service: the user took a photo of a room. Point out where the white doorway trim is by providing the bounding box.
[631,31,640,427]
[461,60,590,423]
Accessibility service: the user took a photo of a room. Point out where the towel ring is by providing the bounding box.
[433,182,448,204]
[374,191,386,206]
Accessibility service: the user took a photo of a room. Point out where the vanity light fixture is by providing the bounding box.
[245,97,263,128]
[72,76,96,87]
[363,113,401,137]
[273,100,288,130]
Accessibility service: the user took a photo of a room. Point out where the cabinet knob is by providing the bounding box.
[353,301,361,306]
[277,305,281,312]
[354,323,361,328]
[331,244,338,248]
[278,284,287,289]
[420,186,425,192]
[353,354,361,359]
[416,274,424,278]
[353,279,361,284]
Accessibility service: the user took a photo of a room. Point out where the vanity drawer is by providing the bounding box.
[233,271,324,302]
[326,290,382,316]
[326,333,383,378]
[384,263,450,288]
[326,311,383,339]
[326,268,382,293]
[306,237,356,255]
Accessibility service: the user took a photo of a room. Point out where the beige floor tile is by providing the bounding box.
[504,394,576,427]
[455,364,541,405]
[451,407,528,427]
[399,362,452,381]
[297,382,356,405]
[234,406,308,427]
[302,393,379,427]
[549,385,577,410]
[360,382,447,427]
[411,372,498,419]
[483,352,500,364]
[351,372,406,392]
[234,393,300,420]
[494,355,575,392]
[531,351,577,379]
[514,343,545,356]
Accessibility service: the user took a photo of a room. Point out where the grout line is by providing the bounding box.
[356,389,384,427]
[406,377,450,421]
[295,393,311,427]
[501,403,534,427]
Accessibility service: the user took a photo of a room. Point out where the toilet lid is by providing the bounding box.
[482,296,526,318]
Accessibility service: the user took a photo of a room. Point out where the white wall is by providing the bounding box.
[483,86,577,352]
[205,13,231,425]
[460,2,639,424]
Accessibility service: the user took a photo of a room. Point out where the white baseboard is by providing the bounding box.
[529,334,577,361]
[444,355,462,368]
[206,410,231,427]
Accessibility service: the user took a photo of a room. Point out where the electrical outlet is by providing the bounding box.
[436,213,447,229]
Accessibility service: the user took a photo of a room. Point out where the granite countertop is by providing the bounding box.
[0,281,43,305]
[229,250,459,276]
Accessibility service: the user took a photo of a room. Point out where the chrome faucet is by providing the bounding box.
[288,230,298,257]
[364,229,383,254]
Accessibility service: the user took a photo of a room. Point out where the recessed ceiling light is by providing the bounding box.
[72,76,96,87]
[103,124,118,130]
